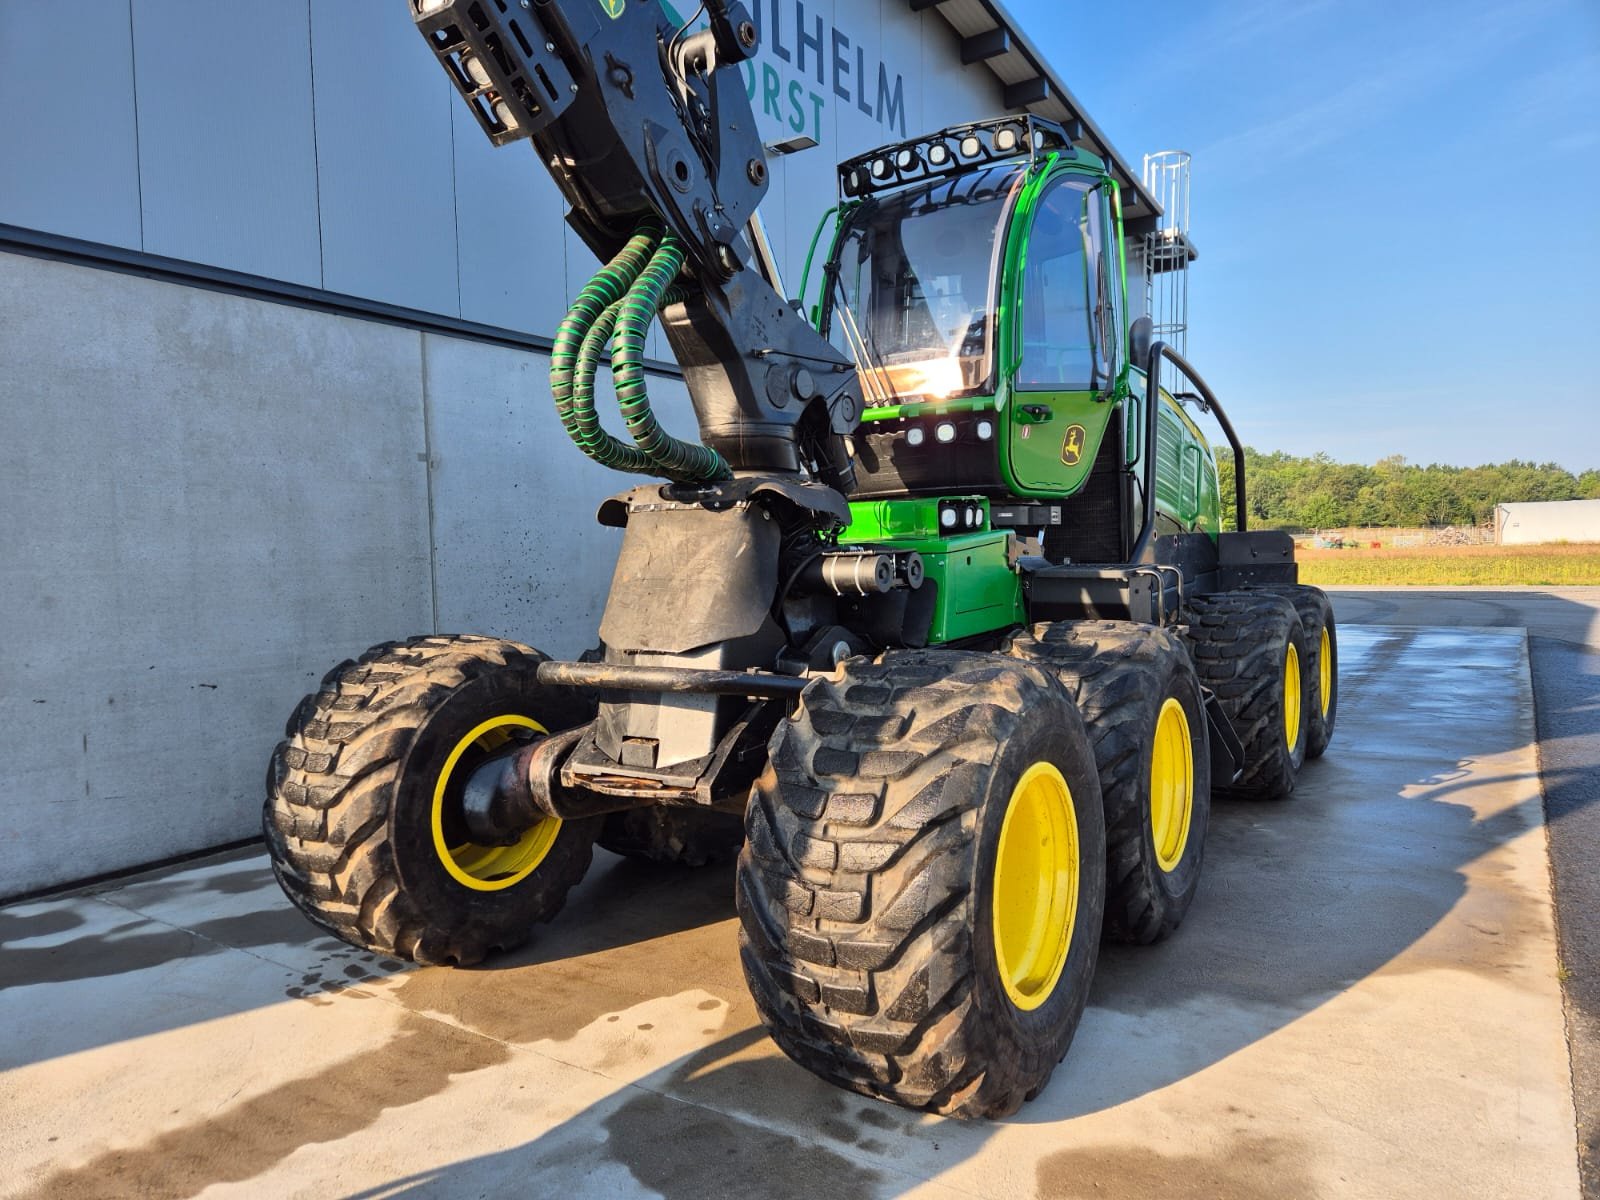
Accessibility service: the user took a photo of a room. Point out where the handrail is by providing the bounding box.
[1132,340,1248,563]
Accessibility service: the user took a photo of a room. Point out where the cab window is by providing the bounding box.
[1017,178,1099,392]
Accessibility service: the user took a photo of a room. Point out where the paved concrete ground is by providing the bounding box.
[0,625,1579,1199]
[1329,588,1600,1199]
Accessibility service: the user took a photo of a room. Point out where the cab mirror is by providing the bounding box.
[1129,315,1153,367]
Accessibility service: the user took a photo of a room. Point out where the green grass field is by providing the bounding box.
[1296,543,1600,587]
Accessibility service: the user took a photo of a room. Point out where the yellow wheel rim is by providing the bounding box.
[992,761,1080,1011]
[1319,626,1332,718]
[431,715,561,892]
[1150,697,1194,872]
[1284,641,1302,753]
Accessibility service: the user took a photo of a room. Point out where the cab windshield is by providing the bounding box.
[824,165,1023,405]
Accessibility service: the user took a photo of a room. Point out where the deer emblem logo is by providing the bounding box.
[1060,424,1087,466]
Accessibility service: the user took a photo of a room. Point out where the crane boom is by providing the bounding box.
[411,0,861,491]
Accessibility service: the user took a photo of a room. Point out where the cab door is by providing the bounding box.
[1002,173,1120,496]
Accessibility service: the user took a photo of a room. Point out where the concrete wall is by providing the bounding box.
[1496,500,1600,546]
[0,252,698,898]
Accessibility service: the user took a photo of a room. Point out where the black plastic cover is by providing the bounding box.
[598,502,781,654]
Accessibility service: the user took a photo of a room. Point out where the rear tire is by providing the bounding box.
[263,635,600,966]
[599,806,745,866]
[737,650,1106,1119]
[1256,585,1338,759]
[1184,594,1310,800]
[1009,621,1211,944]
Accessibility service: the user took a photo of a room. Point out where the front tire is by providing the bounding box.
[264,635,600,966]
[1009,621,1211,944]
[737,651,1106,1119]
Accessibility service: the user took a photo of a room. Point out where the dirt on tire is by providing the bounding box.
[1009,620,1211,944]
[1184,594,1309,800]
[1254,584,1338,759]
[737,649,1106,1119]
[263,635,599,966]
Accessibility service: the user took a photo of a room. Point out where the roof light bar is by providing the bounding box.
[838,115,1077,199]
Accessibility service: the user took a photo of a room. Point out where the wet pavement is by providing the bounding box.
[1330,588,1600,1199]
[0,625,1580,1199]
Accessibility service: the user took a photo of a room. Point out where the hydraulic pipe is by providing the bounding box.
[536,660,807,699]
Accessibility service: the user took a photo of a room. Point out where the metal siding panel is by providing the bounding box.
[879,2,926,136]
[919,6,1003,130]
[455,103,572,336]
[310,0,459,313]
[131,0,322,285]
[0,0,142,248]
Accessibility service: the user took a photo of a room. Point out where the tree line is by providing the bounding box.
[1214,450,1600,530]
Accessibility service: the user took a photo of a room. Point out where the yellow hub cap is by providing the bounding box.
[1150,697,1194,872]
[431,715,561,892]
[1284,641,1302,753]
[1319,626,1332,718]
[992,762,1080,1011]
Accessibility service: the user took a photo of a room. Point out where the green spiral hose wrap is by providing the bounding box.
[568,298,656,473]
[547,220,728,483]
[611,233,732,482]
[550,226,657,470]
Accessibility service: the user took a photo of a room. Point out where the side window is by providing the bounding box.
[1099,188,1122,379]
[1016,179,1096,391]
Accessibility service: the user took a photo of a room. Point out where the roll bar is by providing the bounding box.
[1131,341,1248,563]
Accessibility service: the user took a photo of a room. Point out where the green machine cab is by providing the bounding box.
[811,117,1240,643]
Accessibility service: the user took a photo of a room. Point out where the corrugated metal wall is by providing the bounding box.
[0,0,1001,329]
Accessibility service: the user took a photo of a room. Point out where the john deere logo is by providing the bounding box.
[1061,425,1087,466]
[599,0,625,17]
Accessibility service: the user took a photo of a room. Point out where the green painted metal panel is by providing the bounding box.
[1127,367,1223,538]
[841,497,1025,642]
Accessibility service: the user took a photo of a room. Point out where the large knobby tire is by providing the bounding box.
[1009,621,1211,944]
[599,806,745,867]
[263,635,601,966]
[1184,594,1310,801]
[737,650,1106,1119]
[1256,585,1338,759]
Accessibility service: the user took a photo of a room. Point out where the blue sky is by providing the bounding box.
[1019,0,1600,471]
